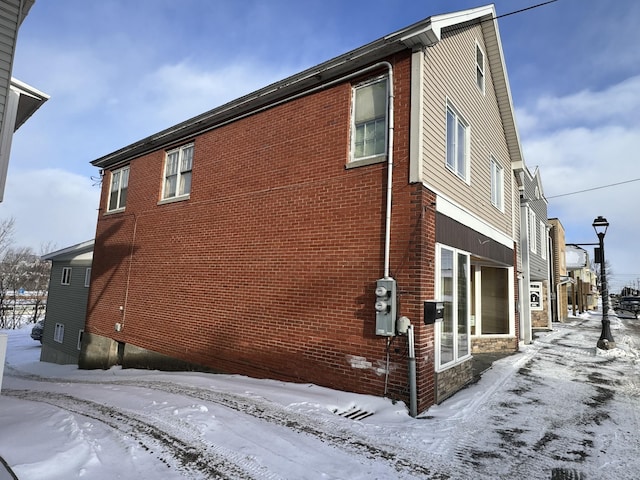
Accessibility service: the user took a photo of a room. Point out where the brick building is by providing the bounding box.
[83,5,528,412]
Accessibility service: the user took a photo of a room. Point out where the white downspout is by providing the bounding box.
[382,62,394,278]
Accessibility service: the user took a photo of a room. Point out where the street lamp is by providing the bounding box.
[592,216,615,349]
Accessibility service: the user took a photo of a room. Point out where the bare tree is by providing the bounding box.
[0,218,15,328]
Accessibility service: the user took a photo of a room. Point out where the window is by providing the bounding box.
[54,323,64,343]
[540,221,547,260]
[77,330,84,350]
[528,208,537,254]
[490,156,503,210]
[476,43,485,93]
[108,166,129,212]
[84,268,92,287]
[351,77,388,161]
[61,267,72,285]
[437,245,470,369]
[446,105,469,181]
[162,144,194,200]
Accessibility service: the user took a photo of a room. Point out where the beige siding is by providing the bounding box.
[421,22,513,240]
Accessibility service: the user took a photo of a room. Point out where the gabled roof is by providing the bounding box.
[11,78,49,131]
[42,239,94,262]
[92,4,524,172]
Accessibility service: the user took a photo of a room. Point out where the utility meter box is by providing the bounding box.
[375,278,397,336]
[424,300,445,325]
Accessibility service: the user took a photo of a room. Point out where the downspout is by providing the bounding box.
[382,62,394,279]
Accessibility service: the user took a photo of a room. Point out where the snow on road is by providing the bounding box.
[1,310,639,479]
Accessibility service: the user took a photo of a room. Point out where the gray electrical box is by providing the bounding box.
[424,300,445,325]
[375,278,397,336]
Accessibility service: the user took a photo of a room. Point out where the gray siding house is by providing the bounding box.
[515,165,551,340]
[40,240,93,365]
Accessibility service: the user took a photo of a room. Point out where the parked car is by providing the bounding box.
[615,296,640,318]
[30,320,44,343]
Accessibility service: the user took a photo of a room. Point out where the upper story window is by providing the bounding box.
[162,144,194,200]
[528,207,537,254]
[351,77,388,162]
[61,267,72,285]
[490,156,504,211]
[84,267,92,288]
[476,43,485,94]
[446,104,470,182]
[540,221,547,260]
[108,166,129,212]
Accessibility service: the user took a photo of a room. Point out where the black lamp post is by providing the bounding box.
[593,216,615,349]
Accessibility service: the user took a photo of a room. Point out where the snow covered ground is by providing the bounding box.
[1,310,638,480]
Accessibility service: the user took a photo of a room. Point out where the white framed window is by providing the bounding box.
[476,42,485,93]
[446,104,470,182]
[539,221,547,260]
[435,244,471,370]
[84,268,91,287]
[108,166,129,212]
[351,76,388,162]
[54,323,64,343]
[61,267,72,285]
[77,330,84,350]
[490,156,504,211]
[162,143,194,200]
[528,208,537,254]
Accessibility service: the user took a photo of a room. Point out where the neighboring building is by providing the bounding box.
[514,166,551,336]
[566,245,597,315]
[548,218,571,322]
[40,240,93,365]
[0,0,49,201]
[84,5,530,411]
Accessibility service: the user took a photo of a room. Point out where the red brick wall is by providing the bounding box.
[87,51,439,406]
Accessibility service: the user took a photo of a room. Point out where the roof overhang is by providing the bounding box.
[11,78,49,131]
[42,239,94,261]
[91,4,517,171]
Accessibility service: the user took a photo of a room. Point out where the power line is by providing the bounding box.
[546,177,640,199]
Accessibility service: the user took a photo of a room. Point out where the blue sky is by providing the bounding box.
[5,0,640,292]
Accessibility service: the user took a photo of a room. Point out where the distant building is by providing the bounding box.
[40,240,93,365]
[565,244,597,314]
[0,0,49,201]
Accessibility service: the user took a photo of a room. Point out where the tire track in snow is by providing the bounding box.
[2,388,280,480]
[4,370,450,479]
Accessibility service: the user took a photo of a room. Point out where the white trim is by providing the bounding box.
[445,100,470,184]
[409,49,424,184]
[435,193,513,249]
[475,40,486,95]
[54,323,64,343]
[61,267,72,285]
[434,244,472,372]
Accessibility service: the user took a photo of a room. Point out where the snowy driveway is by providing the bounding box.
[1,311,639,479]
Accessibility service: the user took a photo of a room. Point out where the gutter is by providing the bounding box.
[91,5,497,170]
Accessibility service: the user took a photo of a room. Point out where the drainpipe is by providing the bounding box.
[407,323,417,417]
[382,63,394,279]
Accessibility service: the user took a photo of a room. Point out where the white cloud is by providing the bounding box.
[519,74,640,291]
[127,59,293,131]
[523,74,640,135]
[1,168,100,251]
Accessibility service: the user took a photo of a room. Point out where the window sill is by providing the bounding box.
[158,194,190,206]
[345,155,387,170]
[435,353,472,373]
[104,207,125,215]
